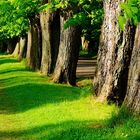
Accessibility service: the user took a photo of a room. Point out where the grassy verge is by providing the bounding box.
[0,55,140,140]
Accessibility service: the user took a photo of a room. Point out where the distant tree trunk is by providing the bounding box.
[18,36,27,61]
[81,36,89,51]
[26,15,42,70]
[40,10,60,75]
[0,41,7,53]
[12,37,27,60]
[52,13,81,86]
[93,0,136,104]
[12,40,20,57]
[123,24,140,115]
[7,37,18,54]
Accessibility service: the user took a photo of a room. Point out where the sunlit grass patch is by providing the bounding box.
[0,54,140,140]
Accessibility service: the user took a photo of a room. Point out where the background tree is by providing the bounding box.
[0,0,29,53]
[40,0,60,75]
[47,0,103,85]
[52,13,81,85]
[26,14,42,70]
[80,0,103,53]
[0,0,103,86]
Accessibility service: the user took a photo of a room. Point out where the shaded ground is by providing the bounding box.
[76,58,97,78]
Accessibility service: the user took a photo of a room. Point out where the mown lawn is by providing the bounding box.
[0,54,140,140]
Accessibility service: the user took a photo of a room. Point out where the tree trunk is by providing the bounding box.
[93,0,135,104]
[26,15,42,70]
[12,41,20,57]
[6,37,18,54]
[52,13,81,86]
[123,23,140,115]
[0,41,7,53]
[81,36,89,51]
[50,11,60,73]
[18,36,27,61]
[40,10,60,75]
[40,11,52,75]
[12,37,27,60]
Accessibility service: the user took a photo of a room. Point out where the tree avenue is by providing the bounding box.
[0,0,103,84]
[0,0,140,115]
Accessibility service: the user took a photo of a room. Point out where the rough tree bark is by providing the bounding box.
[40,10,60,75]
[93,0,135,104]
[40,11,52,75]
[52,13,81,86]
[123,24,140,115]
[26,15,42,70]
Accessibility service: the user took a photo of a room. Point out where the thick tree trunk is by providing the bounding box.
[93,0,135,104]
[50,11,60,73]
[26,15,42,70]
[52,13,81,86]
[40,11,52,75]
[40,10,60,75]
[123,24,140,115]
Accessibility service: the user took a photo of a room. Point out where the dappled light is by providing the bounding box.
[0,0,140,139]
[0,55,139,140]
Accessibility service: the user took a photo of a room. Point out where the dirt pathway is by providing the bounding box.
[76,58,97,78]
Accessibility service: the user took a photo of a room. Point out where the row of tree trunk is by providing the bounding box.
[94,0,140,115]
[1,0,139,115]
[9,10,81,86]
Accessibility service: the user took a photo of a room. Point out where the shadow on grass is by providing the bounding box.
[0,68,27,74]
[0,82,85,114]
[0,55,88,114]
[0,57,18,65]
[0,119,139,140]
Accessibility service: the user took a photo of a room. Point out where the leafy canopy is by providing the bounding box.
[0,0,103,43]
[0,0,42,40]
[119,0,140,29]
[42,0,103,41]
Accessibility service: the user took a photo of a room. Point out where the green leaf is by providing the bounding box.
[118,16,127,30]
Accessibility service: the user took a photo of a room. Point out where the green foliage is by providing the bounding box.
[0,0,42,40]
[64,12,88,29]
[0,54,140,139]
[0,0,103,46]
[64,0,103,41]
[119,0,140,29]
[40,0,103,41]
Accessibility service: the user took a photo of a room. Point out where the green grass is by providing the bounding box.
[79,50,97,59]
[0,54,140,140]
